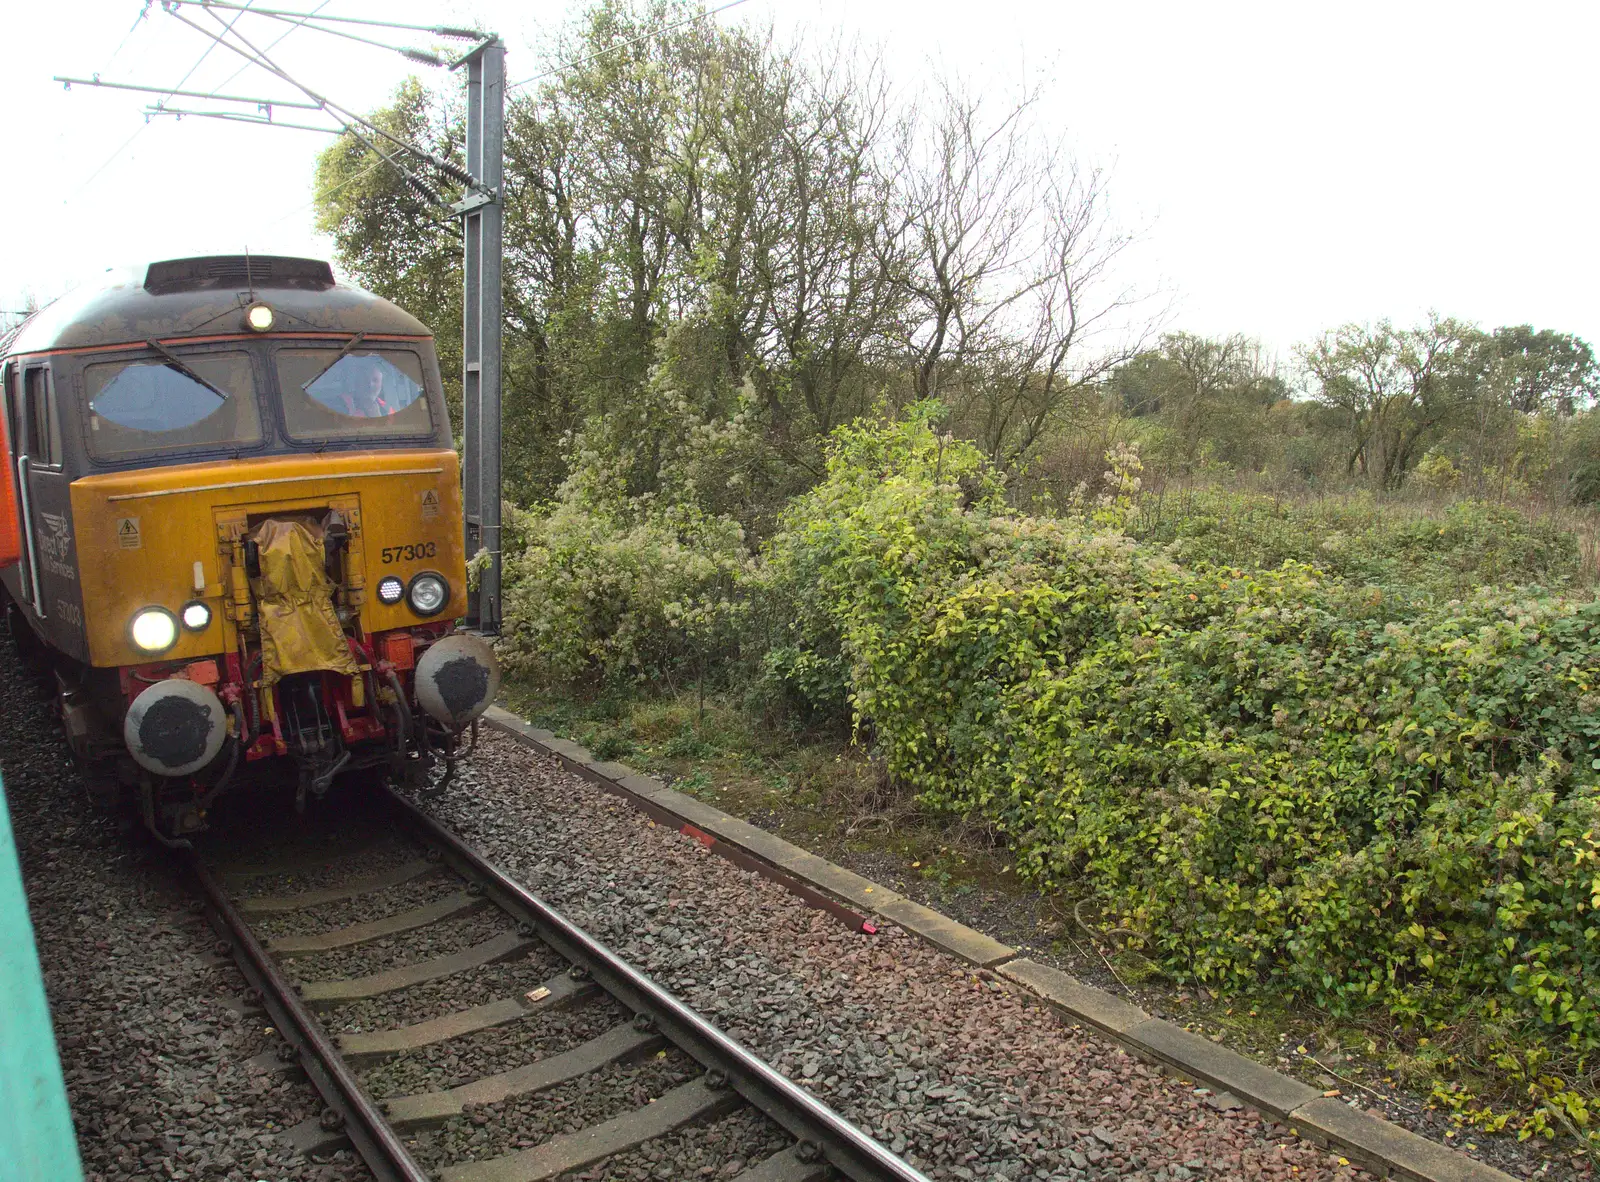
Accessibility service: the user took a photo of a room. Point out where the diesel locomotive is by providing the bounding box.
[0,255,500,842]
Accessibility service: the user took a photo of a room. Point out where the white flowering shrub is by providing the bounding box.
[498,496,750,688]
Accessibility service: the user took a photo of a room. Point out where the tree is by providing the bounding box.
[1298,316,1469,488]
[1468,326,1599,416]
[1106,333,1288,476]
[894,82,1149,468]
[315,0,1146,520]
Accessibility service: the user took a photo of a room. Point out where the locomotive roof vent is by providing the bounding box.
[144,255,336,294]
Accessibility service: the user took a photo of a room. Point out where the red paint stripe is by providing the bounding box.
[5,331,431,362]
[680,824,716,848]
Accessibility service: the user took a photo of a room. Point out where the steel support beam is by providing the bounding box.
[458,39,504,634]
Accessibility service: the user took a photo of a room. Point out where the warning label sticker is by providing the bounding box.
[116,517,141,550]
[420,489,440,520]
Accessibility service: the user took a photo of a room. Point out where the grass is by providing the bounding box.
[498,679,1017,911]
[1128,484,1592,595]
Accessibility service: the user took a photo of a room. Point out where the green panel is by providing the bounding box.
[0,775,84,1181]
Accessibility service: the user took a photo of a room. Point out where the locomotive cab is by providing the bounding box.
[0,256,499,840]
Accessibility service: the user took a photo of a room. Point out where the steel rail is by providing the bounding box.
[385,787,933,1182]
[185,853,433,1182]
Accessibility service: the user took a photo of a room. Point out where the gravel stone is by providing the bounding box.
[362,994,630,1099]
[233,836,424,900]
[555,1107,792,1181]
[325,949,569,1034]
[286,907,516,983]
[251,869,466,942]
[404,1048,701,1172]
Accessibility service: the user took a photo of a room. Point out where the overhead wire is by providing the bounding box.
[269,0,760,233]
[167,4,466,196]
[159,1,482,40]
[63,0,263,206]
[164,0,262,96]
[147,107,341,133]
[194,6,451,207]
[211,10,452,211]
[201,0,332,98]
[166,0,459,230]
[56,77,324,110]
[63,123,150,205]
[249,9,445,64]
[261,155,385,229]
[97,0,758,235]
[187,0,356,227]
[96,1,155,76]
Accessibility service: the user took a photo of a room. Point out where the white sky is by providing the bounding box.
[5,0,1596,359]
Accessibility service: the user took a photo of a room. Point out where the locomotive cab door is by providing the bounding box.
[14,363,68,631]
[2,361,39,615]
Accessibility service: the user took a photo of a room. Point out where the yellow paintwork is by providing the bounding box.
[69,449,465,668]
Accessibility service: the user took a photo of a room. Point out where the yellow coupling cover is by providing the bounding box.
[250,518,358,687]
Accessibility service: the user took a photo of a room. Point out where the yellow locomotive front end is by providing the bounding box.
[70,448,497,820]
[1,256,499,841]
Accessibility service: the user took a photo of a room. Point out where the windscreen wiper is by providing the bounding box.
[300,332,368,392]
[144,338,227,403]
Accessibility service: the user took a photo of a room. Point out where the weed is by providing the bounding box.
[582,725,635,761]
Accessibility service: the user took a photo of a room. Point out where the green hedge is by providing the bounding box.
[768,408,1600,1066]
[498,498,748,687]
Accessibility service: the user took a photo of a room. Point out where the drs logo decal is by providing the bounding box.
[381,542,438,564]
[38,512,76,581]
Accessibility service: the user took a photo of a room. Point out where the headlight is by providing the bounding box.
[130,607,178,654]
[245,303,275,332]
[407,572,448,616]
[181,601,212,631]
[376,575,404,605]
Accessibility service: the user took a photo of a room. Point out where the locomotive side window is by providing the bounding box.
[23,367,60,468]
[83,350,263,459]
[276,348,432,442]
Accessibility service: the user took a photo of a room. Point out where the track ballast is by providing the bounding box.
[189,784,929,1182]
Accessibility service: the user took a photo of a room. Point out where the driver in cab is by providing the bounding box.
[336,361,396,418]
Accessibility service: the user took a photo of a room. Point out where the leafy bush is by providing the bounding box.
[1413,449,1463,491]
[498,494,750,688]
[756,401,1008,720]
[771,405,1600,1098]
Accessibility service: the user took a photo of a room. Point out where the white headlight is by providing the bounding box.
[130,608,178,653]
[377,575,404,605]
[408,573,448,616]
[245,303,275,332]
[181,601,212,631]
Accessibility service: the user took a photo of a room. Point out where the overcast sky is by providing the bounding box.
[5,0,1596,360]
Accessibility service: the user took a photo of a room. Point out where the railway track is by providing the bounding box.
[187,784,929,1182]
